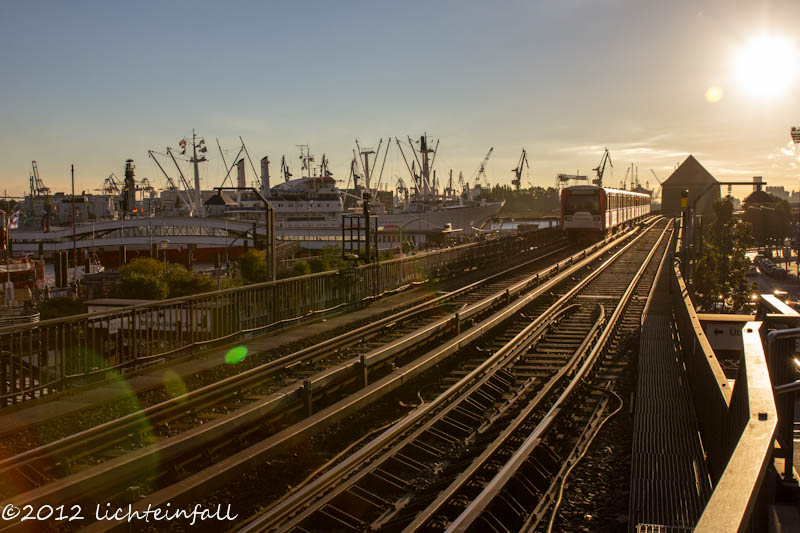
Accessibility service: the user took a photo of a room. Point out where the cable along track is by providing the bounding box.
[237,219,670,533]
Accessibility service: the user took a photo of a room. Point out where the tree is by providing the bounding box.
[113,257,216,299]
[308,257,329,273]
[164,264,215,297]
[292,260,311,277]
[695,199,754,311]
[115,271,169,300]
[742,195,792,246]
[238,249,268,284]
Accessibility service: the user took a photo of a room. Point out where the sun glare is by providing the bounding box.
[735,35,798,99]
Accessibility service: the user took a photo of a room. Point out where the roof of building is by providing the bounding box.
[661,155,718,187]
[743,190,776,205]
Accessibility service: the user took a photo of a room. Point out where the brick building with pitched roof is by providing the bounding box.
[660,155,720,217]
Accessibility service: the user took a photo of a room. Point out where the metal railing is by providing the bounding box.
[0,229,560,406]
[671,218,778,531]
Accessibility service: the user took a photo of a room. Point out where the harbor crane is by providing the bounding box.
[649,169,663,201]
[30,161,51,197]
[349,156,362,190]
[511,148,529,192]
[280,156,293,182]
[649,168,663,185]
[592,147,613,187]
[395,176,409,202]
[472,147,494,189]
[555,173,588,190]
[97,173,122,195]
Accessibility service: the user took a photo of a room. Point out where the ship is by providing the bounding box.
[346,135,504,237]
[11,134,504,260]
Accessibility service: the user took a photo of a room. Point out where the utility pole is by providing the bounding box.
[71,164,78,281]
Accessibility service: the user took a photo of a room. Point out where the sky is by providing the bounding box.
[1,0,799,200]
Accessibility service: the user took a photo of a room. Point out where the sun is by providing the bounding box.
[734,35,798,99]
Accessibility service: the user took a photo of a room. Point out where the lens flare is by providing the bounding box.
[225,345,248,365]
[705,86,723,103]
[163,370,187,399]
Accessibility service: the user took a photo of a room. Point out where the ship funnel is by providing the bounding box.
[236,159,246,189]
[260,156,270,194]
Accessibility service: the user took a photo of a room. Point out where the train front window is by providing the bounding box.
[564,193,600,215]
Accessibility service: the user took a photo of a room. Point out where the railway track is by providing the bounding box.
[236,218,671,532]
[0,243,579,499]
[0,220,664,531]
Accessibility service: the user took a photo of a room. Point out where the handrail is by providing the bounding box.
[694,323,777,531]
[671,215,779,531]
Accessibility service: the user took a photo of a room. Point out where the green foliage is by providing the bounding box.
[40,297,87,320]
[0,199,18,213]
[164,264,216,297]
[292,260,311,277]
[742,195,792,245]
[114,257,216,299]
[238,249,268,284]
[695,199,754,312]
[320,246,349,271]
[115,272,169,300]
[119,258,165,278]
[308,257,329,273]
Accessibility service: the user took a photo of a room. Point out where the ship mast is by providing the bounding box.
[191,130,204,215]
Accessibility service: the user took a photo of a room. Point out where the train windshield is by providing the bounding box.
[564,192,600,215]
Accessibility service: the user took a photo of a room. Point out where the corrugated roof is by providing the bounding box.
[662,155,718,187]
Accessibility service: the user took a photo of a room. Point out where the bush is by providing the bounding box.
[308,257,329,273]
[239,250,268,284]
[119,258,165,278]
[292,260,311,277]
[164,264,216,297]
[115,272,169,300]
[114,257,216,299]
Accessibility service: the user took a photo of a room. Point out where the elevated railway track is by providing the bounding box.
[0,218,670,531]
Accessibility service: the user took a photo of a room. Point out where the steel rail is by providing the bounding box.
[399,307,606,532]
[237,221,665,532]
[445,221,671,532]
[0,230,633,524]
[0,243,571,478]
[80,222,662,533]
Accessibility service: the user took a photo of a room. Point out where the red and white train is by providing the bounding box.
[561,185,650,241]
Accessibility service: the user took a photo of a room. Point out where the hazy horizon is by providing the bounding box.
[2,0,799,199]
